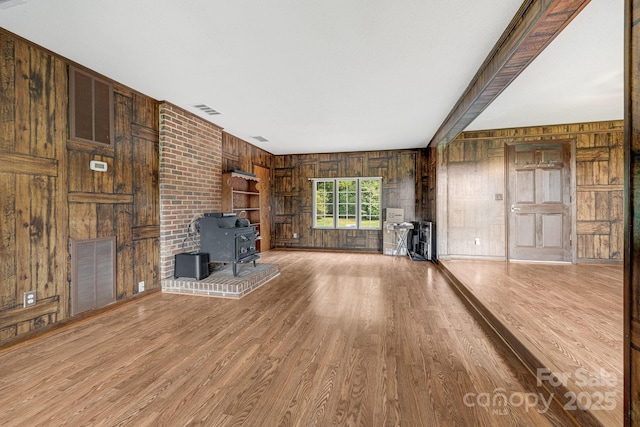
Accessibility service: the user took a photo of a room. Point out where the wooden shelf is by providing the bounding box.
[232,190,260,195]
[228,171,259,181]
[222,171,262,251]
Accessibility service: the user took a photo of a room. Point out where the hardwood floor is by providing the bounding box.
[0,251,574,426]
[440,259,623,427]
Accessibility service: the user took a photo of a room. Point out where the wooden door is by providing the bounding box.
[507,143,571,262]
[253,165,272,251]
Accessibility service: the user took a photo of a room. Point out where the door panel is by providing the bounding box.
[541,214,563,248]
[508,143,571,262]
[253,165,272,251]
[515,170,535,203]
[515,214,536,247]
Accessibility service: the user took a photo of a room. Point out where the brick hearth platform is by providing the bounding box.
[161,263,280,298]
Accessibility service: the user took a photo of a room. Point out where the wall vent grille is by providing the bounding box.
[71,237,116,315]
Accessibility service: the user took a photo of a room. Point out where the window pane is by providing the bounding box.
[315,178,380,230]
[336,179,357,228]
[315,181,334,228]
[360,179,381,229]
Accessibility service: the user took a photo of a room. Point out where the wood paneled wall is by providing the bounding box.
[575,126,624,261]
[221,132,275,245]
[437,139,506,258]
[0,32,67,340]
[0,29,159,343]
[438,121,623,262]
[222,132,274,174]
[273,150,427,250]
[627,0,639,422]
[420,147,437,222]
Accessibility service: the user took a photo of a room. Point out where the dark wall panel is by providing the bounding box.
[0,29,160,344]
[0,31,67,340]
[274,149,428,250]
[221,132,275,248]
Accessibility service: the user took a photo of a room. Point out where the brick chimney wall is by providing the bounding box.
[159,102,222,278]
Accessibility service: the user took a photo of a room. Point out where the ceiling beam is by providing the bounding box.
[428,0,591,147]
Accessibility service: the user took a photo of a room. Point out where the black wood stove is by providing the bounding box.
[198,213,260,276]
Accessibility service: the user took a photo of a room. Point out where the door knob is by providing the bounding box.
[510,205,521,213]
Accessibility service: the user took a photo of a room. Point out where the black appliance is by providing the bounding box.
[199,213,260,276]
[409,221,436,262]
[174,252,209,280]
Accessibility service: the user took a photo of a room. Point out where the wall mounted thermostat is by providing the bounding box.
[90,160,108,172]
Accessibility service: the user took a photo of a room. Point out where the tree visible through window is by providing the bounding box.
[313,178,381,229]
[359,179,381,229]
[315,180,334,227]
[337,179,357,228]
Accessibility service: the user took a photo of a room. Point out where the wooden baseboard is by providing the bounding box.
[0,288,160,355]
[438,255,506,262]
[271,246,380,254]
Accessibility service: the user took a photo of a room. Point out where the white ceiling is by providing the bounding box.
[466,0,624,131]
[0,0,623,154]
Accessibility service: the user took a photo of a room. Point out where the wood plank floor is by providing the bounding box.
[440,259,623,427]
[0,251,574,426]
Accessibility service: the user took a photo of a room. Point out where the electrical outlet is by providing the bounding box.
[23,291,36,307]
[475,238,481,246]
[293,233,298,238]
[138,281,145,292]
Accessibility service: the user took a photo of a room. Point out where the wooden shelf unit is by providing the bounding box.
[222,172,263,249]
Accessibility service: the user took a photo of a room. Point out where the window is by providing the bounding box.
[313,177,381,229]
[359,178,381,229]
[315,180,334,227]
[69,67,114,145]
[337,179,357,228]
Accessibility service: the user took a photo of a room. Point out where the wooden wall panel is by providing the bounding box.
[113,91,133,195]
[115,204,133,300]
[575,126,624,262]
[222,132,273,174]
[132,137,159,227]
[441,140,506,258]
[0,31,66,341]
[0,173,16,309]
[221,132,275,248]
[0,29,159,344]
[417,148,435,222]
[273,149,424,251]
[439,121,623,262]
[69,203,97,240]
[66,83,159,302]
[133,238,160,296]
[0,35,15,152]
[627,0,639,422]
[13,38,30,155]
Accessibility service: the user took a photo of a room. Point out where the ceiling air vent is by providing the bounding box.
[253,136,269,143]
[193,104,221,115]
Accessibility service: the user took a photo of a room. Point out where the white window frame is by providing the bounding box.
[313,179,335,229]
[358,178,382,230]
[336,178,358,229]
[312,177,382,230]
